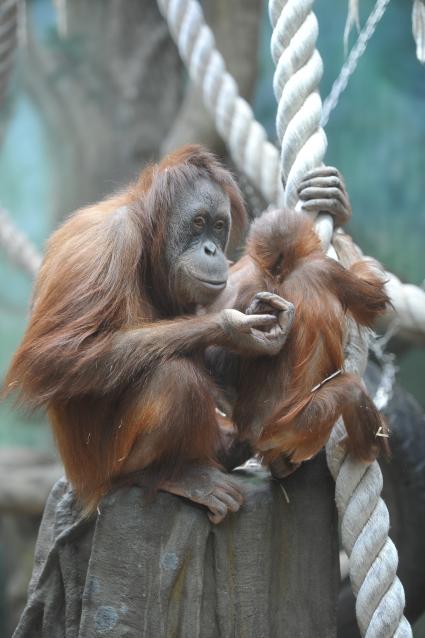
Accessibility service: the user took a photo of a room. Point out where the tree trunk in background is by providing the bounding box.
[23,0,184,220]
[21,0,264,223]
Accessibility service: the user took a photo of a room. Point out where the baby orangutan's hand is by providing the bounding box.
[245,292,295,355]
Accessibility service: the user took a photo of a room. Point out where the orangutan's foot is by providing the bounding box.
[160,464,244,524]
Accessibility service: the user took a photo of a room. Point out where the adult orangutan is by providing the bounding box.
[4,145,353,523]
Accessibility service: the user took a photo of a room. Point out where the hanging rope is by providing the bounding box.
[269,2,411,637]
[412,0,425,63]
[322,0,391,128]
[344,0,361,53]
[327,425,412,637]
[0,206,41,277]
[269,0,333,250]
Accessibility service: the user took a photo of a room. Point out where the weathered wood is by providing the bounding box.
[13,454,339,638]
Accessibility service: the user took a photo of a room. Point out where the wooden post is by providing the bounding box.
[13,454,339,638]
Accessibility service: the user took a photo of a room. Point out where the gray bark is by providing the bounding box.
[23,0,184,220]
[13,456,339,638]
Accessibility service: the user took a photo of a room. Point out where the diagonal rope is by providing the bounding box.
[156,0,285,208]
[321,0,391,128]
[0,206,41,276]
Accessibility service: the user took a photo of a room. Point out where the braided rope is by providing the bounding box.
[0,206,41,277]
[344,0,361,54]
[321,0,391,128]
[269,0,333,250]
[269,2,411,636]
[156,0,285,207]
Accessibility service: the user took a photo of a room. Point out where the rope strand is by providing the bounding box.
[321,0,391,128]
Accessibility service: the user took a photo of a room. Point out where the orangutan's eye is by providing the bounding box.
[193,216,205,231]
[214,220,225,231]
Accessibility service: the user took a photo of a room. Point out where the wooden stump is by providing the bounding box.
[13,454,339,638]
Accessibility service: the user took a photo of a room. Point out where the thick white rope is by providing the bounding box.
[413,0,425,63]
[269,1,411,636]
[269,0,334,250]
[156,0,285,207]
[321,0,391,128]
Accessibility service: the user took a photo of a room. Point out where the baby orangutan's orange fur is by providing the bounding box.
[212,208,390,467]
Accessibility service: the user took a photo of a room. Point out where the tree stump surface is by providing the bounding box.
[13,454,339,638]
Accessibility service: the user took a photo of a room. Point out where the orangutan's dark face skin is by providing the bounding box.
[166,178,232,306]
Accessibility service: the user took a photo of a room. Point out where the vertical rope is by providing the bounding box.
[269,0,334,248]
[269,2,411,636]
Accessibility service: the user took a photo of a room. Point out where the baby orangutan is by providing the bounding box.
[208,206,390,476]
